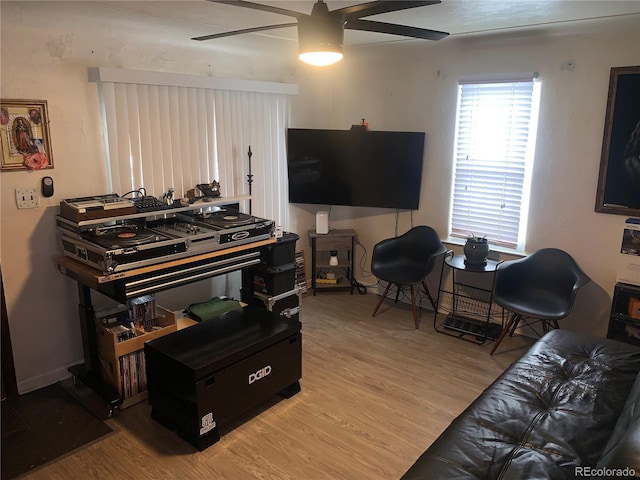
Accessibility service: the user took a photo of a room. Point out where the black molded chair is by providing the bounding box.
[371,226,446,329]
[490,248,590,355]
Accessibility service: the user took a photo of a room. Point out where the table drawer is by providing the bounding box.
[315,236,352,250]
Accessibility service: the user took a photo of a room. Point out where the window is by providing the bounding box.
[93,68,296,226]
[449,74,540,250]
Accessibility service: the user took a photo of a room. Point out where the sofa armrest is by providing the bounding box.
[596,371,640,477]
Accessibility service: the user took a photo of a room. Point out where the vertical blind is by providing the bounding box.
[98,72,293,227]
[450,76,539,249]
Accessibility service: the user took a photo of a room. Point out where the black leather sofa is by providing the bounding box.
[401,329,640,479]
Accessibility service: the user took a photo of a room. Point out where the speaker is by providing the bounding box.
[316,211,329,235]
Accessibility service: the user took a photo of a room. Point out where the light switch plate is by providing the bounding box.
[16,188,40,209]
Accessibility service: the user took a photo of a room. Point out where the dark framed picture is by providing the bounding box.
[0,99,54,171]
[595,66,640,216]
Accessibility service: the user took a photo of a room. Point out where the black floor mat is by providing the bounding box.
[1,382,114,479]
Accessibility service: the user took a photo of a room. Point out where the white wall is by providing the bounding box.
[289,15,640,335]
[1,2,638,393]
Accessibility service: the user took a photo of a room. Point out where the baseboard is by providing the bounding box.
[17,362,78,395]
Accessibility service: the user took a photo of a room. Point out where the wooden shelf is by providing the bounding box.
[96,306,177,408]
[58,195,252,228]
[308,229,356,295]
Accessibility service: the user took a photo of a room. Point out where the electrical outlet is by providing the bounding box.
[16,188,40,209]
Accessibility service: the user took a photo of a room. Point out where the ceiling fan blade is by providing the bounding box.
[333,1,441,20]
[206,0,309,20]
[192,23,297,41]
[345,19,449,40]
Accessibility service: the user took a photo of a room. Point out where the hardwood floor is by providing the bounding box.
[23,293,534,480]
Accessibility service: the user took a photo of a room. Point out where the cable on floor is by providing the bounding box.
[351,278,368,295]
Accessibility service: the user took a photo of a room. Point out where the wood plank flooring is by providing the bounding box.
[22,292,534,480]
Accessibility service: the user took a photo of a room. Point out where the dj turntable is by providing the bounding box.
[57,203,275,274]
[60,223,190,274]
[90,224,169,249]
[191,208,257,229]
[178,207,275,246]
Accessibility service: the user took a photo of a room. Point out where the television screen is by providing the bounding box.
[286,128,425,210]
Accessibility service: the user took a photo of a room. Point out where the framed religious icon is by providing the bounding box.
[595,66,640,216]
[0,99,54,171]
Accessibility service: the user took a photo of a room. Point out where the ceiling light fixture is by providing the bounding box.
[297,4,344,67]
[194,1,449,67]
[299,50,343,67]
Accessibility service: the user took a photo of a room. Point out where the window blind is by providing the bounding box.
[96,69,294,227]
[450,77,539,249]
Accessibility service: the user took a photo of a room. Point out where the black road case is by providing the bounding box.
[261,232,299,267]
[144,306,302,450]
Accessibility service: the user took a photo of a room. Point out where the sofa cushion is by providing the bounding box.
[401,329,640,480]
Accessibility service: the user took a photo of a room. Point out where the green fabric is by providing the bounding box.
[185,297,242,322]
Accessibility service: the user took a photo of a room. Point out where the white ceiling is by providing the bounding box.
[85,0,640,47]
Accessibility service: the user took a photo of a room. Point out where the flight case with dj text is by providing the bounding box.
[144,306,302,450]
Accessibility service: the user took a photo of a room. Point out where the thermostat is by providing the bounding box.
[42,176,54,197]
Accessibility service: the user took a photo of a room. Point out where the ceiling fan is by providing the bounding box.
[192,0,449,66]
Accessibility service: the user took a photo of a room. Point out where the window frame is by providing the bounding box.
[447,73,541,253]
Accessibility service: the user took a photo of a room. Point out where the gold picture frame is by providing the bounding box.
[595,66,640,216]
[1,99,54,171]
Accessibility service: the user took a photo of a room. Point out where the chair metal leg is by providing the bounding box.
[394,284,401,304]
[540,320,559,334]
[490,313,520,355]
[372,283,392,317]
[410,285,419,329]
[508,315,523,337]
[421,280,437,311]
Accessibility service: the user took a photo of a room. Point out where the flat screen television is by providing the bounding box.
[286,128,425,210]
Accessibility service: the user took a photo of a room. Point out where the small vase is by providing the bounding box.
[464,238,489,266]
